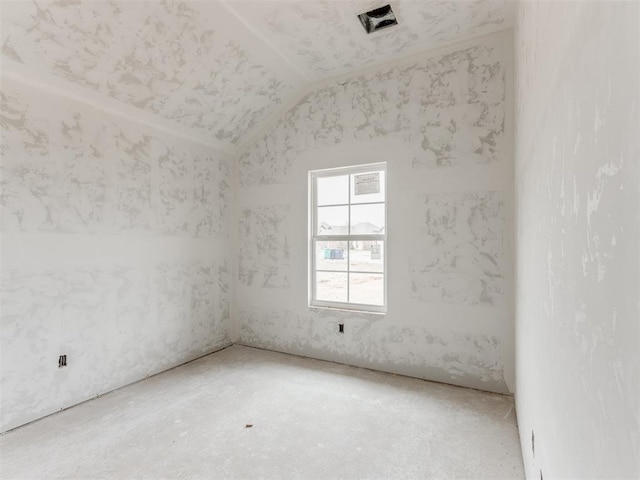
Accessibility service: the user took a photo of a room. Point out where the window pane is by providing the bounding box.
[315,240,347,271]
[350,170,385,204]
[350,204,385,234]
[316,272,348,302]
[317,175,348,206]
[349,241,384,273]
[349,273,384,306]
[317,206,348,235]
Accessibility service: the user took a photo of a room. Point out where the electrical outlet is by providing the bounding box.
[58,355,67,368]
[338,323,344,333]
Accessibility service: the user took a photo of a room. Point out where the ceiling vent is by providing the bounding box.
[357,4,398,34]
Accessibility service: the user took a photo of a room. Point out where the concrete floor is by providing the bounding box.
[0,346,524,479]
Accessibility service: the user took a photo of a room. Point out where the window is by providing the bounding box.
[310,163,386,313]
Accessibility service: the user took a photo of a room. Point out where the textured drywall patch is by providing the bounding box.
[239,42,506,187]
[1,90,231,237]
[514,1,639,478]
[238,306,506,389]
[238,205,291,288]
[411,191,505,306]
[236,31,514,394]
[1,0,294,145]
[0,79,233,432]
[230,0,511,76]
[1,259,231,431]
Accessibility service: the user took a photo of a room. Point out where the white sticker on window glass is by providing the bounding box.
[354,172,380,195]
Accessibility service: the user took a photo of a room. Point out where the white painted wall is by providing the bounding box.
[237,31,515,394]
[0,78,233,432]
[514,1,640,478]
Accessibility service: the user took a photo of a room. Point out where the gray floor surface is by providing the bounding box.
[0,345,524,479]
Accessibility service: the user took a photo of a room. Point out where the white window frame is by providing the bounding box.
[309,163,387,313]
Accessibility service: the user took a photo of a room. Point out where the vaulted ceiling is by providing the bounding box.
[1,0,514,153]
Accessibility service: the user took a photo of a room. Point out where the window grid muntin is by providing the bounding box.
[310,163,386,312]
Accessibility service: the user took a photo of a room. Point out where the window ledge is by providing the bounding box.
[309,305,387,317]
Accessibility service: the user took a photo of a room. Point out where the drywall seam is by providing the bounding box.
[235,27,515,156]
[503,27,517,394]
[229,142,241,344]
[218,0,312,82]
[307,22,515,83]
[3,27,514,161]
[1,60,235,156]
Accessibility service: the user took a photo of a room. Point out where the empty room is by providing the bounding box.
[0,0,638,479]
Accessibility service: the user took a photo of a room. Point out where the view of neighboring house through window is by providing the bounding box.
[310,163,386,312]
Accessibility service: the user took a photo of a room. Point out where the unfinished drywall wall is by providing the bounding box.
[237,30,515,393]
[1,0,296,147]
[514,1,639,478]
[0,78,233,432]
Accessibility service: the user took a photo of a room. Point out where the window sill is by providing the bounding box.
[309,305,387,316]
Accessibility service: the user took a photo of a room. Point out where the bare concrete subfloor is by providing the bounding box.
[0,345,524,479]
